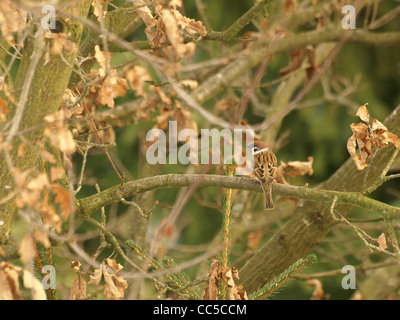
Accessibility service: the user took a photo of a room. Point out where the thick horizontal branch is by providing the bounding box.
[76,174,400,220]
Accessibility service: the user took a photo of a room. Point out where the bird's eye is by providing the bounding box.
[252,147,258,154]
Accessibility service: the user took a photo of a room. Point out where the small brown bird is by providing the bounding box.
[250,141,277,210]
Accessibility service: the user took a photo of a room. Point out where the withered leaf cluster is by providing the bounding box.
[44,109,77,155]
[134,0,207,59]
[347,104,400,170]
[88,258,128,300]
[203,258,247,300]
[0,262,46,300]
[11,165,71,234]
[0,0,26,46]
[276,156,314,185]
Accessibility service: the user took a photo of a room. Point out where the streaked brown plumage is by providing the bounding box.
[251,141,277,210]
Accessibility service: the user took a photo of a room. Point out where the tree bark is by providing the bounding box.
[0,1,92,244]
[238,104,400,294]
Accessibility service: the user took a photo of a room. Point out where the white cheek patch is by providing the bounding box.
[253,148,269,155]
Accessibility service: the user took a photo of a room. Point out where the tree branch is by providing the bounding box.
[76,173,400,220]
[90,28,400,129]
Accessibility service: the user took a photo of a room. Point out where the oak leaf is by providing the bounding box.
[347,104,400,170]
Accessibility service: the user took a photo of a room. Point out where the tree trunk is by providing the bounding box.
[239,104,400,294]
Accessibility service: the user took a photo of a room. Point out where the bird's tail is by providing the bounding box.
[261,180,274,210]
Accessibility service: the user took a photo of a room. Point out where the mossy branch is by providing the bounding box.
[207,0,272,41]
[76,174,400,221]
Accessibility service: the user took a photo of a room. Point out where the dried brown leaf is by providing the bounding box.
[307,279,324,300]
[125,65,151,96]
[92,0,111,21]
[17,142,26,158]
[88,259,128,300]
[97,74,128,108]
[161,9,185,56]
[51,34,77,55]
[34,229,50,249]
[22,270,47,300]
[169,0,182,8]
[347,134,367,170]
[69,272,87,300]
[70,261,82,273]
[0,262,46,300]
[0,97,8,123]
[180,79,198,89]
[276,156,314,185]
[377,233,387,251]
[19,233,35,264]
[356,104,369,123]
[0,1,27,46]
[0,81,17,105]
[202,258,247,300]
[41,196,62,233]
[133,0,157,28]
[152,86,172,105]
[202,258,220,300]
[34,142,57,164]
[44,109,76,154]
[348,104,400,170]
[88,267,103,286]
[171,9,207,37]
[27,173,50,191]
[371,119,400,148]
[90,51,129,108]
[172,105,198,133]
[12,167,32,188]
[0,262,22,299]
[94,45,111,76]
[50,167,65,182]
[52,184,72,220]
[223,267,247,300]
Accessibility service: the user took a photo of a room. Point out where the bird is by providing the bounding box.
[249,141,277,210]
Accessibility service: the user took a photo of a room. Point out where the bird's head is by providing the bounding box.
[247,141,270,155]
